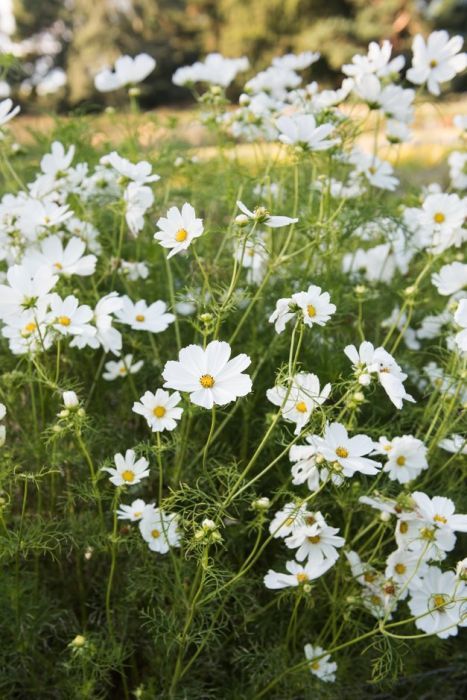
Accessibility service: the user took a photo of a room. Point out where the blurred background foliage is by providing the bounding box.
[3,0,467,111]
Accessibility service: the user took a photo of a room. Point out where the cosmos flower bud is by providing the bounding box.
[358,373,372,386]
[70,634,86,648]
[63,391,79,408]
[253,497,271,511]
[235,214,249,227]
[456,558,467,581]
[352,391,365,403]
[380,511,391,522]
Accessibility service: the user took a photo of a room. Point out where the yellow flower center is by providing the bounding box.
[295,401,308,413]
[175,228,188,242]
[364,572,376,583]
[434,514,447,524]
[23,321,37,335]
[58,316,71,326]
[395,563,406,575]
[121,470,135,483]
[305,516,316,525]
[383,444,392,451]
[335,446,349,458]
[134,511,142,518]
[371,595,382,606]
[429,59,438,68]
[420,527,435,541]
[296,572,309,583]
[151,528,161,539]
[199,374,215,388]
[307,535,321,544]
[119,367,127,374]
[396,456,406,466]
[135,314,145,322]
[368,166,376,175]
[307,304,316,318]
[153,406,166,418]
[310,661,320,671]
[54,262,63,270]
[399,521,409,534]
[433,212,445,224]
[432,594,448,610]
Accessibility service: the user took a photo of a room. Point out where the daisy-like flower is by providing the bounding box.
[385,549,429,589]
[117,499,154,521]
[139,508,180,554]
[269,285,336,333]
[349,150,399,191]
[412,492,467,533]
[48,294,95,337]
[162,340,252,409]
[236,200,298,228]
[172,53,249,88]
[342,40,405,79]
[313,422,380,478]
[268,502,317,539]
[0,98,20,127]
[416,192,466,253]
[124,183,154,237]
[432,262,467,296]
[285,518,345,564]
[40,141,75,178]
[132,389,183,432]
[264,558,335,590]
[289,437,321,492]
[29,235,97,277]
[95,53,156,92]
[0,264,57,322]
[102,449,150,486]
[266,372,331,435]
[438,434,467,455]
[71,292,123,355]
[408,566,467,638]
[407,31,467,96]
[115,296,175,333]
[304,644,337,683]
[344,341,415,409]
[276,114,338,152]
[395,518,456,562]
[448,150,467,191]
[154,203,204,258]
[374,435,428,484]
[454,298,467,352]
[103,354,144,381]
[101,151,160,185]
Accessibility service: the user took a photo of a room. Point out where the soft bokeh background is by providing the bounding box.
[0,0,466,112]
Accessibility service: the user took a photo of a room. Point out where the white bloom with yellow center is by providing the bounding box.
[407,31,467,96]
[292,284,336,328]
[27,234,96,277]
[154,202,204,258]
[266,372,331,435]
[289,437,321,492]
[139,507,180,554]
[380,435,428,483]
[102,449,150,487]
[115,295,175,333]
[385,548,429,589]
[117,499,154,522]
[132,389,183,432]
[408,566,467,638]
[48,293,95,337]
[313,421,380,477]
[432,262,467,296]
[304,644,337,682]
[268,502,318,539]
[162,340,252,409]
[103,354,144,381]
[285,519,345,564]
[236,200,298,228]
[264,557,335,590]
[412,492,467,533]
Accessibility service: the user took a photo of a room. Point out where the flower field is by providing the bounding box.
[0,32,466,699]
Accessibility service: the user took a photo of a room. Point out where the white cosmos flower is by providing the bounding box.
[139,508,180,553]
[448,151,467,191]
[269,285,336,333]
[438,434,467,455]
[101,151,160,185]
[304,644,337,683]
[375,435,428,484]
[172,53,249,88]
[416,192,466,253]
[71,292,123,355]
[412,492,467,533]
[313,422,380,477]
[40,141,75,178]
[454,298,467,352]
[0,404,6,421]
[102,449,150,486]
[344,341,415,409]
[115,295,175,333]
[272,51,320,70]
[268,502,318,539]
[117,499,154,521]
[395,518,456,562]
[343,40,405,79]
[95,53,156,92]
[48,294,95,337]
[285,518,345,564]
[120,260,149,281]
[162,340,252,409]
[266,372,331,435]
[0,264,57,321]
[28,235,97,277]
[349,150,399,191]
[408,566,467,638]
[432,262,467,296]
[0,98,20,126]
[124,183,154,237]
[276,114,338,151]
[385,548,429,589]
[235,235,268,285]
[236,200,298,228]
[407,31,467,96]
[154,203,203,258]
[2,303,52,355]
[289,437,321,492]
[132,389,183,432]
[103,354,144,381]
[264,557,335,590]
